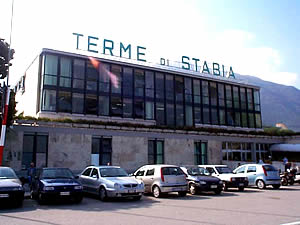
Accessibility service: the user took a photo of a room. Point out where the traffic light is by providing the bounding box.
[0,39,14,79]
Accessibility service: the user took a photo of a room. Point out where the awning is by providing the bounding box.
[270,144,300,152]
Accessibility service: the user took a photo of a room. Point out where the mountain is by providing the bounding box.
[237,75,300,131]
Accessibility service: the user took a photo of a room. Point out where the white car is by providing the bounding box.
[79,166,144,201]
[197,165,248,191]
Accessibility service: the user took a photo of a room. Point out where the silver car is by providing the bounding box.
[233,164,281,189]
[133,164,188,198]
[79,166,144,201]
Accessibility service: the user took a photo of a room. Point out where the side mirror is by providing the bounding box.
[92,175,98,179]
[75,175,79,179]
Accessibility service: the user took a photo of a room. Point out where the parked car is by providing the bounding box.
[78,166,144,201]
[233,164,281,189]
[31,168,83,204]
[0,166,25,207]
[132,164,188,198]
[198,165,248,191]
[181,166,223,195]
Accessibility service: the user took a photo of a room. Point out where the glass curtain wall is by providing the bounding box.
[41,52,262,129]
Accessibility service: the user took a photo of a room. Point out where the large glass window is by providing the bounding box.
[58,91,71,113]
[111,65,122,94]
[247,89,254,111]
[193,79,201,124]
[59,57,71,88]
[73,59,85,89]
[44,54,58,86]
[134,98,144,119]
[156,102,165,125]
[145,101,154,120]
[148,139,164,164]
[166,103,175,126]
[111,96,122,117]
[99,63,110,93]
[86,94,97,115]
[91,137,112,166]
[72,93,84,114]
[166,74,174,101]
[134,69,144,97]
[42,89,56,111]
[123,98,133,118]
[86,62,98,91]
[123,68,133,97]
[155,73,165,100]
[254,89,261,111]
[185,78,193,126]
[99,96,109,116]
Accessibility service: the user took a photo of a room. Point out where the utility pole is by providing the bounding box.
[0,0,14,165]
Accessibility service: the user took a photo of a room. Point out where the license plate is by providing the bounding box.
[60,192,70,196]
[0,194,9,198]
[128,189,136,193]
[239,183,244,186]
[210,185,217,189]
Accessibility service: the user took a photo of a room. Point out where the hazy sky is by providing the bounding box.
[1,0,300,89]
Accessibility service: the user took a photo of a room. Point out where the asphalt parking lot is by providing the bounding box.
[1,185,300,225]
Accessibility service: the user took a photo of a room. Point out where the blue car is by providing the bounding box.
[0,167,25,207]
[31,168,83,204]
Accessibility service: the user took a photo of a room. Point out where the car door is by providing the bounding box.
[246,166,257,185]
[89,168,100,194]
[79,168,93,192]
[144,168,155,193]
[134,168,147,191]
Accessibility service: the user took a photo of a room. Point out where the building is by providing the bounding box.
[5,48,299,172]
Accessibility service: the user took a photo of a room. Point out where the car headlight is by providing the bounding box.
[138,182,144,188]
[219,180,223,184]
[12,186,23,191]
[74,185,83,190]
[114,183,122,189]
[43,186,55,191]
[199,181,207,185]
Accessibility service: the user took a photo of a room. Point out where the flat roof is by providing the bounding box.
[41,48,260,90]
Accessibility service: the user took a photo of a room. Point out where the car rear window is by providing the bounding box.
[162,167,184,176]
[263,165,277,171]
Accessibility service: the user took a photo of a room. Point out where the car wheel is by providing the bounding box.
[272,184,280,189]
[238,187,244,191]
[281,177,288,186]
[289,179,294,185]
[99,187,107,201]
[152,185,161,198]
[189,183,197,195]
[256,180,266,189]
[178,191,187,197]
[214,189,222,195]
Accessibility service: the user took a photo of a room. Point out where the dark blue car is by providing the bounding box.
[31,168,83,204]
[0,167,25,207]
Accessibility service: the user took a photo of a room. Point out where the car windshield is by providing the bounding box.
[216,167,233,174]
[41,168,74,179]
[100,168,128,177]
[0,167,18,179]
[187,167,210,176]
